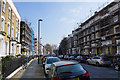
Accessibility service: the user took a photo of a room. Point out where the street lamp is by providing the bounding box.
[38,19,43,64]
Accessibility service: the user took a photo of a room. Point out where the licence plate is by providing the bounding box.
[67,77,80,80]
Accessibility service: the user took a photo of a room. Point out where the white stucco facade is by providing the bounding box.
[10,41,16,56]
[0,34,8,57]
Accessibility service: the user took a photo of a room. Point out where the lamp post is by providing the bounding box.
[38,19,43,64]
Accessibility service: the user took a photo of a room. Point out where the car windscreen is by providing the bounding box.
[77,56,82,58]
[56,64,86,74]
[47,58,60,64]
[65,55,68,57]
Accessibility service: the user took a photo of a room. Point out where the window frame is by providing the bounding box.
[114,25,120,33]
[8,7,11,19]
[7,22,10,37]
[12,26,14,38]
[2,1,6,13]
[113,15,118,23]
[1,16,5,31]
[12,13,15,24]
[16,30,18,40]
[17,45,19,54]
[16,19,19,28]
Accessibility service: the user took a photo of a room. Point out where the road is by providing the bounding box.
[80,63,120,79]
[63,60,120,79]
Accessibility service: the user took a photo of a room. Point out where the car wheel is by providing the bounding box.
[114,64,119,71]
[96,62,99,66]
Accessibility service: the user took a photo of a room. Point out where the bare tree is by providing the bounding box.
[44,44,52,54]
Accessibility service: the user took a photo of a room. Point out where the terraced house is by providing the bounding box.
[0,0,21,57]
[73,1,120,56]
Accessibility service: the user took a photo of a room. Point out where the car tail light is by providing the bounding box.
[81,58,83,60]
[51,77,62,80]
[82,72,89,77]
[100,58,103,61]
[64,64,72,66]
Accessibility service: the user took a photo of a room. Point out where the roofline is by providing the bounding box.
[81,1,117,26]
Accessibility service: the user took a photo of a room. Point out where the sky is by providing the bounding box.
[14,1,112,46]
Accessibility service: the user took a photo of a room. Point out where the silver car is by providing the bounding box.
[45,57,61,75]
[86,56,111,66]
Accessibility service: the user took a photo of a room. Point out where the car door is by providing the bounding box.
[95,57,101,64]
[92,57,100,64]
[45,59,47,70]
[89,57,94,64]
[91,57,96,64]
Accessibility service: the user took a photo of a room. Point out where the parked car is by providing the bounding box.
[113,59,120,71]
[47,61,90,80]
[86,56,111,66]
[45,57,61,74]
[43,56,51,68]
[41,55,50,63]
[41,55,50,62]
[64,55,69,60]
[58,55,64,59]
[75,56,87,63]
[69,56,75,60]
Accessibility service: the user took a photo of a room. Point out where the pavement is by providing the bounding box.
[11,59,46,80]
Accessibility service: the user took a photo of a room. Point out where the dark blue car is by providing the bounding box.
[75,56,87,63]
